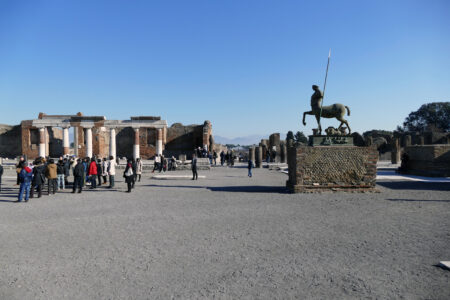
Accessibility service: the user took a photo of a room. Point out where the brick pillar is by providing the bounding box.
[109,128,116,159]
[156,129,163,155]
[63,127,70,155]
[38,127,46,158]
[255,146,262,168]
[133,128,140,159]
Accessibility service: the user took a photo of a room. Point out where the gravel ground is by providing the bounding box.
[0,165,449,299]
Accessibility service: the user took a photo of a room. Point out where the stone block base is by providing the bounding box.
[286,145,378,193]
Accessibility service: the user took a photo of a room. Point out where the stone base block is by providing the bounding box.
[286,145,378,193]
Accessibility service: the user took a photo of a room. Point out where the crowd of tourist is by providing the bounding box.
[0,147,256,202]
[4,154,146,202]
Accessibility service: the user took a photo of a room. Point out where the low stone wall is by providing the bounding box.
[286,145,378,193]
[400,145,450,177]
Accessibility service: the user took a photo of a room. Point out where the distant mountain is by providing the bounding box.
[214,135,267,146]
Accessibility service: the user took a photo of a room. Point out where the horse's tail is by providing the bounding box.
[345,106,351,116]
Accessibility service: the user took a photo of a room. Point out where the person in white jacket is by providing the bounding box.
[108,156,117,188]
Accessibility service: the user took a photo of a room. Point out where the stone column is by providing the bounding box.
[109,128,116,159]
[73,127,79,157]
[156,128,163,155]
[38,127,46,158]
[404,135,411,147]
[280,143,287,163]
[85,127,93,158]
[249,147,255,162]
[391,137,401,164]
[255,146,262,168]
[133,128,140,159]
[417,135,424,145]
[63,127,70,155]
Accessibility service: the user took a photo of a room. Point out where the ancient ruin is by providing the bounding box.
[0,113,215,160]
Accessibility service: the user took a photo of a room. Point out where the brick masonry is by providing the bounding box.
[286,145,378,193]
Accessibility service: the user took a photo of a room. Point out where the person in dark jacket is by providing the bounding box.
[18,163,33,202]
[72,159,84,193]
[63,158,70,186]
[88,158,97,189]
[248,159,254,177]
[30,158,46,198]
[131,158,137,188]
[191,154,198,180]
[0,161,3,192]
[123,159,134,192]
[96,159,103,186]
[16,156,26,185]
[57,159,65,190]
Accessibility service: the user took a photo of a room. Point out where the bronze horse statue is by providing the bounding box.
[302,85,351,135]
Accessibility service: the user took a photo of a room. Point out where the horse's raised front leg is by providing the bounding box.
[302,111,313,126]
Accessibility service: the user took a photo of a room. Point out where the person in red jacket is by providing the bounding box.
[88,157,98,189]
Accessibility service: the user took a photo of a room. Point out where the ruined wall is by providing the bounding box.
[0,124,21,158]
[287,145,378,193]
[400,145,450,177]
[165,123,203,159]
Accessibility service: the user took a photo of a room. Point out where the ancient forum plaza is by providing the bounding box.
[18,113,214,159]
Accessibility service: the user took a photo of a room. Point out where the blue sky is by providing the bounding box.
[0,0,449,139]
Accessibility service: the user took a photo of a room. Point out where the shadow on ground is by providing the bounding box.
[146,184,288,194]
[377,181,450,191]
[386,198,450,203]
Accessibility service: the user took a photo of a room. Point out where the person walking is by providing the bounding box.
[96,159,103,186]
[213,150,217,165]
[131,158,137,188]
[191,154,198,180]
[46,159,57,195]
[57,159,65,190]
[136,158,143,182]
[123,159,134,192]
[18,163,33,202]
[30,158,45,198]
[72,159,84,193]
[101,158,108,184]
[248,159,254,177]
[108,156,116,188]
[220,151,225,166]
[88,158,97,189]
[0,160,3,192]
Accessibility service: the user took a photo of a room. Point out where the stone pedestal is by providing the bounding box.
[286,145,378,193]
